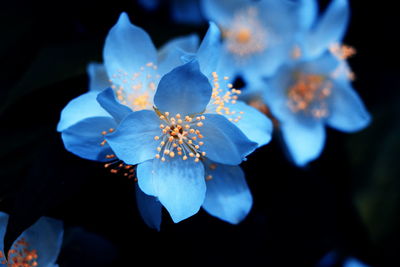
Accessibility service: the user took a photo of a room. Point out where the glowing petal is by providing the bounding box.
[154,60,212,116]
[105,110,160,165]
[57,91,110,132]
[103,12,157,79]
[61,117,117,162]
[137,158,206,223]
[202,162,252,224]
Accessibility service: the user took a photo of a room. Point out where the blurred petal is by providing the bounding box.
[96,88,132,123]
[203,163,252,224]
[135,183,162,231]
[0,212,9,255]
[196,22,221,78]
[61,117,117,162]
[343,257,370,267]
[87,62,109,92]
[200,114,257,165]
[103,12,157,79]
[297,0,319,31]
[57,91,110,132]
[154,60,212,116]
[305,0,350,58]
[137,158,206,223]
[105,110,160,165]
[10,217,63,267]
[224,101,273,147]
[326,81,370,132]
[157,34,199,76]
[281,117,326,166]
[138,0,160,10]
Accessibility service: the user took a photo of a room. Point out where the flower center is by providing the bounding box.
[4,237,38,267]
[207,72,244,123]
[153,110,206,163]
[109,62,160,111]
[287,73,332,119]
[224,7,267,57]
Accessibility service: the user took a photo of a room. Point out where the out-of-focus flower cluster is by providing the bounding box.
[57,0,370,229]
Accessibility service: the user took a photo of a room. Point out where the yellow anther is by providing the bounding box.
[183,155,188,160]
[169,151,175,158]
[189,152,195,157]
[154,136,159,140]
[161,157,166,162]
[199,141,204,146]
[201,152,206,156]
[194,158,200,163]
[196,122,203,127]
[155,154,160,159]
[206,175,213,181]
[157,147,161,152]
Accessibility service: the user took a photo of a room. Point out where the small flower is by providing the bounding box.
[105,60,257,222]
[57,12,201,162]
[0,212,63,267]
[263,0,370,166]
[201,0,311,86]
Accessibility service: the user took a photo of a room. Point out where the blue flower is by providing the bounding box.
[201,0,312,88]
[105,60,257,223]
[0,212,63,267]
[57,12,200,162]
[263,0,370,166]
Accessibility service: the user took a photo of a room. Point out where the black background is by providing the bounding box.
[0,0,399,266]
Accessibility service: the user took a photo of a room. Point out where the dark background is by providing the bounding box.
[0,0,399,266]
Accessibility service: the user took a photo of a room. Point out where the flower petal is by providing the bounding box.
[0,212,9,254]
[154,60,212,116]
[297,0,319,31]
[304,0,350,58]
[57,91,110,132]
[136,158,206,223]
[326,81,371,132]
[61,117,117,162]
[196,22,221,78]
[224,101,273,147]
[105,110,160,165]
[200,114,258,165]
[157,34,199,76]
[87,62,109,92]
[103,12,157,79]
[96,88,132,123]
[10,217,63,267]
[135,183,162,231]
[281,117,326,166]
[202,162,252,224]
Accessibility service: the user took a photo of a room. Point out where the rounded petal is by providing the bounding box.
[196,22,222,78]
[154,60,212,116]
[137,158,206,223]
[57,91,110,132]
[103,12,157,79]
[0,212,9,255]
[10,217,63,267]
[281,117,326,166]
[87,62,109,92]
[157,34,200,76]
[326,81,371,132]
[225,101,273,147]
[135,183,162,231]
[200,114,258,165]
[61,117,117,162]
[105,110,161,165]
[96,88,132,123]
[304,0,350,58]
[202,162,252,224]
